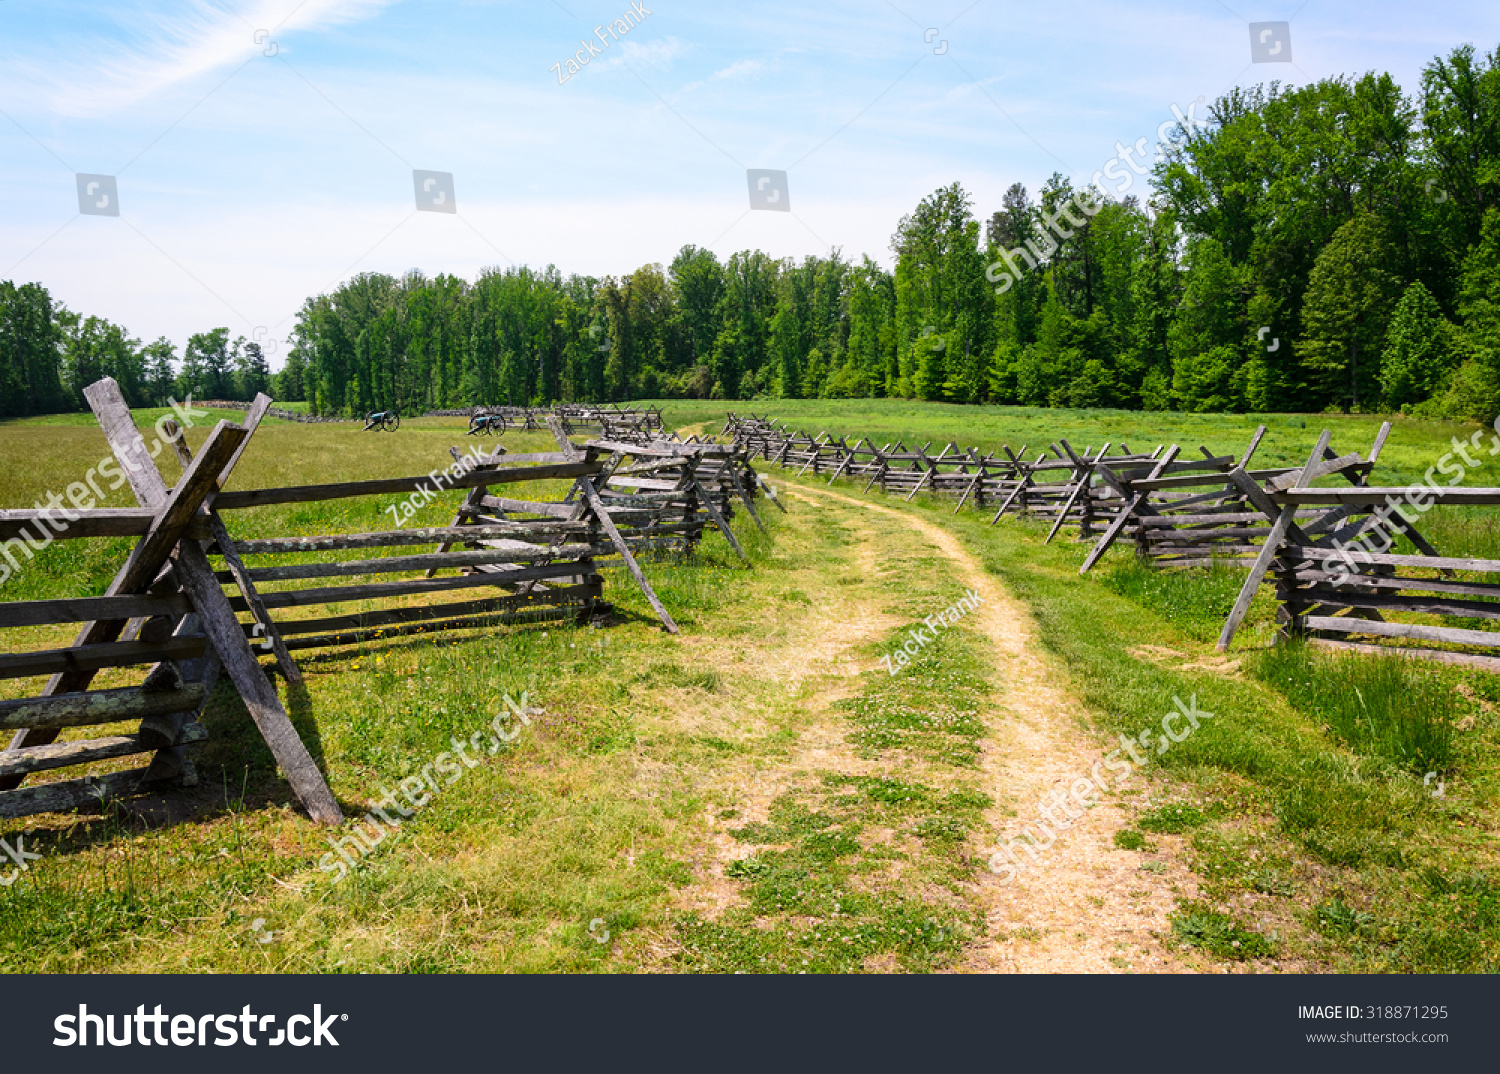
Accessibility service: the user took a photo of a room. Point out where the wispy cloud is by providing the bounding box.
[23,0,395,116]
[598,35,688,72]
[679,57,766,93]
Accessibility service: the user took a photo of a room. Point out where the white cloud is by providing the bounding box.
[28,0,396,116]
[597,35,688,72]
[678,57,767,94]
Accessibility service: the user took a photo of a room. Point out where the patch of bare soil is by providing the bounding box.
[1130,644,1242,677]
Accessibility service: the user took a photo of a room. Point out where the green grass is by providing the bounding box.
[1249,644,1458,776]
[1099,559,1252,644]
[650,397,1500,489]
[6,396,1500,974]
[778,459,1500,972]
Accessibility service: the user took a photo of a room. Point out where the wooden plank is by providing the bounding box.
[1281,546,1500,573]
[263,583,604,637]
[230,545,602,582]
[1079,446,1181,573]
[233,523,591,556]
[0,593,193,631]
[1143,526,1276,540]
[606,476,681,491]
[116,422,248,594]
[214,393,273,492]
[1267,453,1369,491]
[0,766,154,819]
[283,605,589,652]
[723,458,767,532]
[0,411,244,782]
[1045,441,1104,544]
[1305,615,1500,648]
[586,439,731,457]
[0,635,205,681]
[171,537,344,822]
[1136,511,1322,527]
[1130,468,1299,492]
[1308,637,1500,672]
[1213,506,1298,651]
[1288,586,1500,620]
[473,495,576,519]
[1275,487,1500,506]
[1215,432,1333,652]
[0,684,206,730]
[576,477,679,634]
[166,411,304,686]
[0,723,207,779]
[693,479,749,565]
[0,510,213,542]
[82,380,342,823]
[212,460,600,510]
[1288,569,1500,600]
[1239,425,1268,468]
[237,562,599,610]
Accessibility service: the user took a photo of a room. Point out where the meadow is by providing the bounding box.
[0,399,1496,973]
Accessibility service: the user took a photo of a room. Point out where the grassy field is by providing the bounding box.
[0,399,1496,973]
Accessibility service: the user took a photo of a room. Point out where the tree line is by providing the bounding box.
[3,41,1497,422]
[0,282,297,416]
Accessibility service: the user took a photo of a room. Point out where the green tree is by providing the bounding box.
[0,281,67,416]
[1168,236,1247,412]
[1380,281,1453,407]
[235,341,272,399]
[185,328,235,400]
[142,338,177,404]
[274,348,308,402]
[892,183,989,399]
[1299,213,1401,409]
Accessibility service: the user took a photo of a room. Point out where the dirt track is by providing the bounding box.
[787,484,1200,973]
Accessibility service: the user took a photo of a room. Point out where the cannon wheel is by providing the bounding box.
[384,413,401,432]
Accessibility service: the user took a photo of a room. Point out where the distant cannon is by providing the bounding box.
[467,413,507,436]
[363,410,400,432]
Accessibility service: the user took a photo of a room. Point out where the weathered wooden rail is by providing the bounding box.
[0,385,765,821]
[727,412,1500,672]
[0,385,342,823]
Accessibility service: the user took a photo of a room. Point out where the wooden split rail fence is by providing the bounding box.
[0,384,761,821]
[725,414,1159,538]
[726,412,1500,671]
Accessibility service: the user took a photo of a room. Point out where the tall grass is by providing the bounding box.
[1249,643,1455,776]
[1411,505,1500,562]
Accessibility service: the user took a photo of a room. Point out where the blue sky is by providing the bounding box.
[2,0,1497,367]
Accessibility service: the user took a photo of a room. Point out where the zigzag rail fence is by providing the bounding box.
[725,412,1500,673]
[0,383,763,822]
[198,400,665,436]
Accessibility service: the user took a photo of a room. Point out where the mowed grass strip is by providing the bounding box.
[672,501,998,973]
